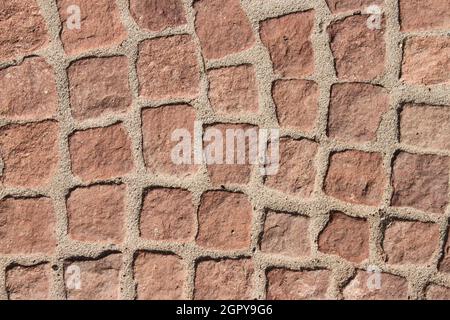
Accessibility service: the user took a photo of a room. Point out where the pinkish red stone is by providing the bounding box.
[260,211,311,257]
[324,150,386,206]
[140,188,195,242]
[196,191,252,250]
[194,259,254,299]
[328,83,389,143]
[68,56,132,120]
[383,220,440,265]
[272,80,319,133]
[400,0,450,31]
[328,15,385,81]
[0,197,56,254]
[137,35,200,100]
[194,0,255,59]
[260,11,315,78]
[318,211,369,263]
[426,284,450,300]
[57,0,127,55]
[207,65,259,115]
[134,251,185,300]
[0,0,48,61]
[67,184,126,244]
[0,121,59,188]
[6,264,50,300]
[326,0,383,13]
[266,268,330,300]
[0,57,57,121]
[129,0,187,32]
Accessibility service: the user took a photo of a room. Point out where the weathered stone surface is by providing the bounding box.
[69,123,134,182]
[0,57,57,121]
[194,0,255,59]
[402,37,450,85]
[140,188,195,242]
[272,79,319,132]
[438,228,450,273]
[328,15,385,81]
[65,254,121,300]
[264,138,318,197]
[343,270,408,300]
[400,104,450,151]
[0,197,56,254]
[6,264,50,300]
[196,191,252,250]
[260,11,315,78]
[400,0,450,31]
[324,150,386,206]
[194,259,254,299]
[130,0,187,32]
[326,0,383,13]
[391,152,449,214]
[261,211,310,257]
[67,184,125,244]
[426,284,450,300]
[204,123,257,186]
[68,56,132,120]
[328,83,389,143]
[207,65,259,115]
[137,35,200,100]
[57,0,127,55]
[0,0,48,61]
[0,121,59,188]
[141,104,198,177]
[134,251,185,300]
[318,212,369,263]
[266,268,330,300]
[383,220,440,265]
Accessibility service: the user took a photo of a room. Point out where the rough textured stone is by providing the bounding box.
[137,35,200,100]
[318,212,369,263]
[57,0,127,55]
[69,123,134,182]
[67,184,125,244]
[130,0,187,32]
[194,259,253,299]
[391,152,449,214]
[383,220,439,265]
[400,104,450,151]
[207,65,259,115]
[194,0,255,59]
[402,37,450,85]
[140,188,195,242]
[324,150,386,206]
[0,0,48,61]
[6,264,50,300]
[142,104,198,177]
[196,191,252,250]
[272,80,319,132]
[0,197,56,254]
[438,228,450,273]
[328,83,389,143]
[326,0,383,13]
[134,251,185,300]
[266,268,330,300]
[400,0,450,31]
[426,284,450,300]
[260,211,310,257]
[343,270,408,300]
[65,254,121,300]
[264,138,318,197]
[260,11,315,78]
[328,15,385,81]
[68,56,132,120]
[204,123,257,186]
[0,121,59,188]
[0,57,57,121]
